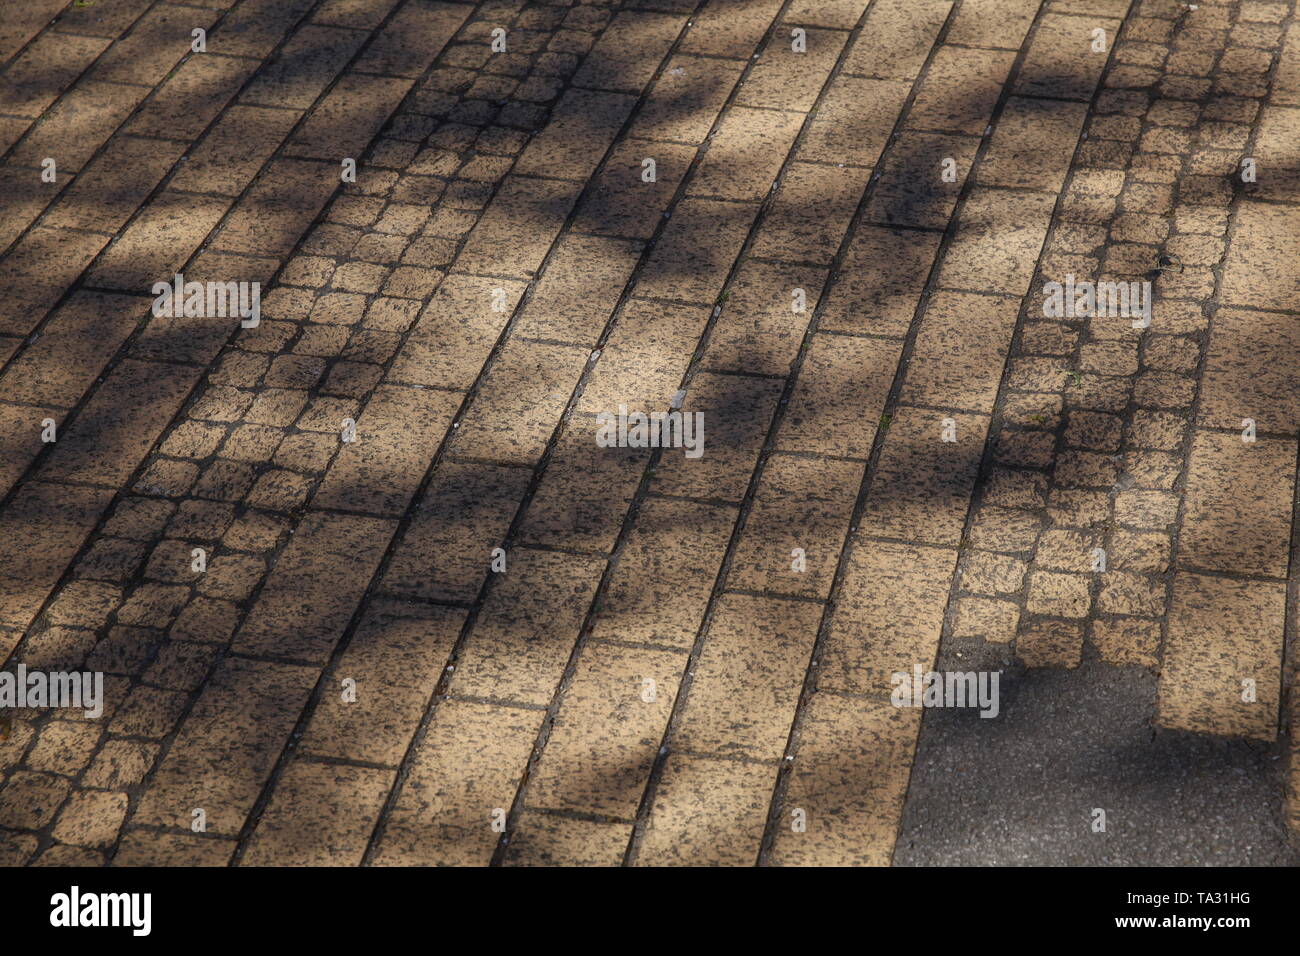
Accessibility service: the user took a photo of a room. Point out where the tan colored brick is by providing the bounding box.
[629,54,744,144]
[800,76,911,166]
[632,198,758,304]
[701,259,828,376]
[382,461,531,602]
[214,160,338,260]
[909,46,1016,134]
[374,700,543,866]
[352,0,468,76]
[51,791,128,849]
[515,89,639,180]
[133,659,318,835]
[288,73,411,159]
[1016,13,1123,100]
[947,0,1040,49]
[859,406,989,545]
[92,4,219,86]
[0,32,110,118]
[819,226,941,336]
[675,593,821,759]
[573,11,686,92]
[243,761,395,865]
[728,454,864,599]
[1179,430,1295,579]
[456,176,583,278]
[777,334,901,458]
[0,228,111,337]
[504,812,632,866]
[588,496,735,648]
[637,754,777,865]
[770,693,920,866]
[843,0,951,80]
[388,275,526,388]
[577,300,710,414]
[938,188,1056,295]
[1157,573,1284,740]
[952,597,1020,642]
[127,53,259,140]
[512,234,641,345]
[652,372,782,500]
[681,0,783,59]
[453,548,605,706]
[529,642,684,817]
[978,97,1089,192]
[753,162,871,264]
[574,139,695,239]
[1198,308,1300,436]
[864,132,979,229]
[115,831,235,867]
[820,539,956,694]
[1026,571,1092,618]
[736,28,846,111]
[11,81,149,173]
[900,292,1019,412]
[689,107,804,201]
[1017,619,1084,667]
[241,25,367,108]
[45,135,188,233]
[233,513,396,665]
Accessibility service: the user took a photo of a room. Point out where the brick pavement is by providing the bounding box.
[0,0,1297,866]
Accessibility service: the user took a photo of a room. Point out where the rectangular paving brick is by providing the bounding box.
[456,176,584,278]
[0,167,63,255]
[1156,573,1285,741]
[241,25,368,108]
[862,131,978,230]
[818,539,957,695]
[515,89,640,181]
[352,0,469,77]
[588,496,735,649]
[88,192,232,292]
[572,11,686,93]
[450,339,589,465]
[735,29,846,111]
[528,641,684,818]
[700,259,827,376]
[938,188,1056,296]
[452,547,605,706]
[0,404,55,503]
[0,0,70,63]
[946,0,1040,50]
[752,162,871,265]
[132,658,318,835]
[651,371,783,501]
[43,135,188,233]
[40,359,203,486]
[859,406,990,545]
[213,160,339,260]
[92,5,221,87]
[511,234,641,345]
[388,275,526,388]
[1178,429,1295,579]
[900,291,1021,412]
[518,419,651,553]
[818,226,941,336]
[1198,308,1300,436]
[688,107,804,202]
[680,0,782,59]
[628,54,744,144]
[728,453,864,599]
[505,812,632,866]
[0,31,111,118]
[314,384,460,515]
[776,333,902,458]
[842,0,952,81]
[374,699,543,866]
[313,0,401,29]
[243,760,395,866]
[11,81,149,174]
[977,97,1090,192]
[674,593,821,760]
[0,292,145,408]
[573,139,696,239]
[1275,22,1300,107]
[1252,106,1300,204]
[769,693,920,865]
[169,105,302,196]
[908,46,1017,134]
[577,300,710,415]
[0,228,110,337]
[636,754,777,865]
[1221,202,1300,311]
[1016,13,1122,101]
[382,460,530,602]
[125,53,259,140]
[233,512,397,665]
[799,76,911,166]
[287,73,411,159]
[632,198,758,304]
[301,601,465,765]
[210,0,316,58]
[0,482,116,631]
